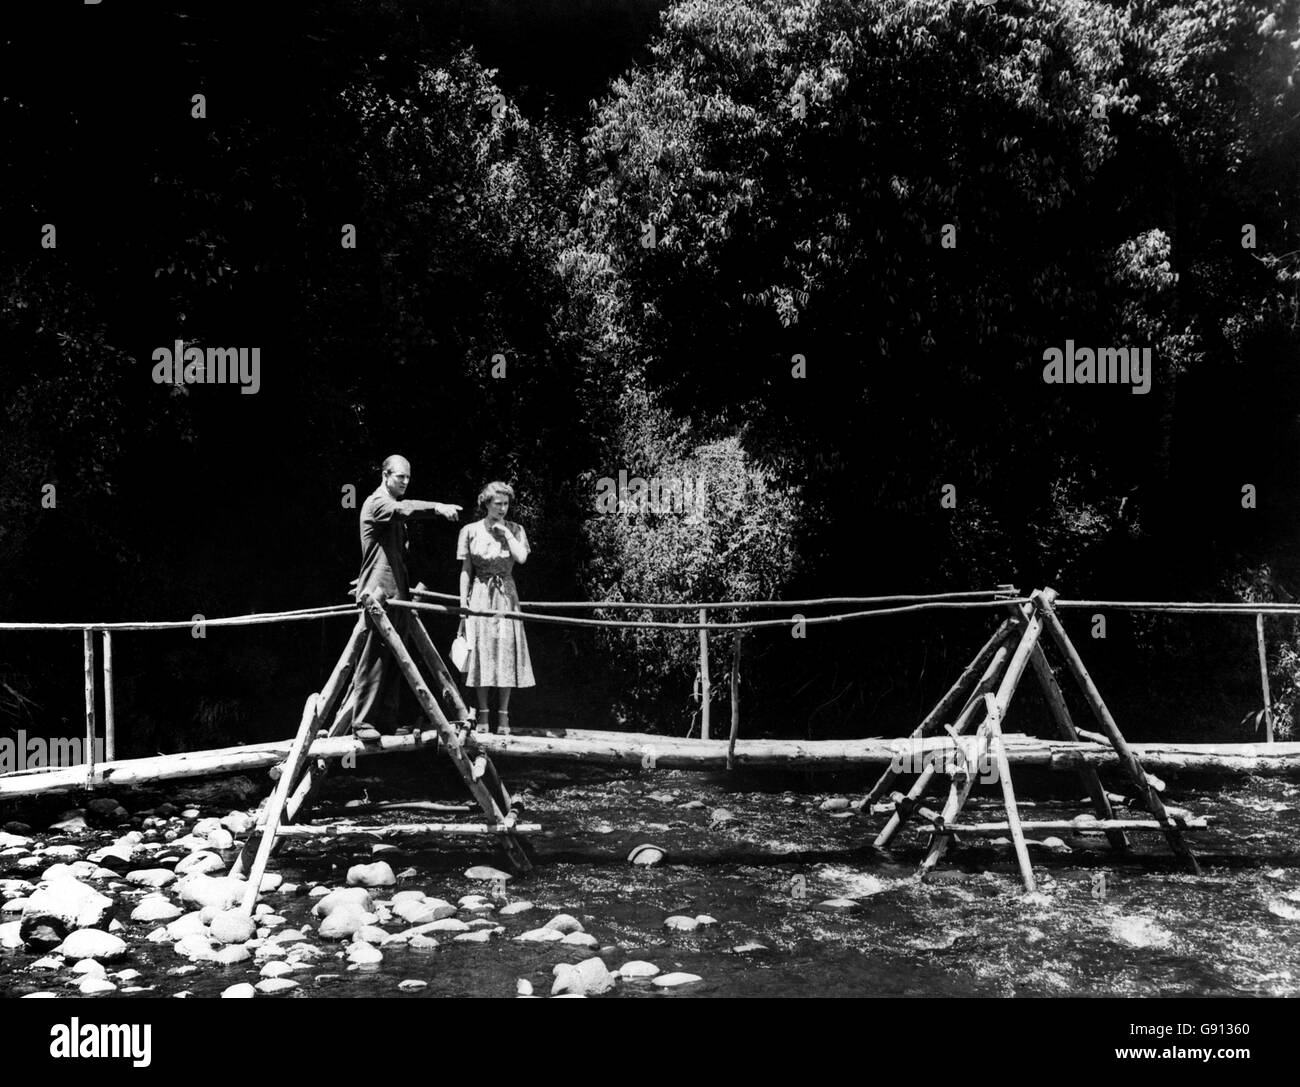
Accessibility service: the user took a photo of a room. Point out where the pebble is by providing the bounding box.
[175,852,225,877]
[819,797,851,812]
[454,929,494,944]
[560,931,599,948]
[653,972,703,988]
[816,898,859,912]
[628,844,665,867]
[695,914,717,926]
[664,915,699,932]
[678,800,706,810]
[408,935,438,950]
[515,979,533,996]
[125,868,176,890]
[311,887,374,917]
[255,977,300,994]
[30,955,64,970]
[214,945,252,965]
[260,960,296,978]
[465,865,511,882]
[221,983,256,998]
[498,901,533,916]
[79,978,118,995]
[70,959,107,977]
[418,917,470,934]
[732,942,769,954]
[398,979,427,992]
[318,904,375,940]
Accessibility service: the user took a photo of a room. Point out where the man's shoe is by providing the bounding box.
[354,724,382,744]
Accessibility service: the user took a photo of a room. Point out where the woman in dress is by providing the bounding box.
[457,481,535,733]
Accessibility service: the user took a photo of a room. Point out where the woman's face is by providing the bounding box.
[486,495,510,521]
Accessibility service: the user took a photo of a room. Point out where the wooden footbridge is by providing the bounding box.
[5,585,1300,907]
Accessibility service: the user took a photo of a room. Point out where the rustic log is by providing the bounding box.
[727,632,742,771]
[983,692,1036,892]
[1257,612,1274,743]
[406,611,472,721]
[82,629,96,789]
[1036,588,1201,875]
[237,693,320,911]
[939,817,1209,833]
[699,608,711,740]
[273,821,542,838]
[102,631,116,763]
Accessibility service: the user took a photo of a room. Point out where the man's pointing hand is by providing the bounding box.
[434,503,462,521]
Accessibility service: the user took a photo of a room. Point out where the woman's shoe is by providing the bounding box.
[473,709,490,735]
[497,711,511,736]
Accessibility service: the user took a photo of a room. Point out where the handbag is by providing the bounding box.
[450,619,469,672]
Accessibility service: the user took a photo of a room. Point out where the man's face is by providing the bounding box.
[385,462,411,498]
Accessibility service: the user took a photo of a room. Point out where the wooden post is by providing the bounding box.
[875,639,1012,846]
[82,629,96,789]
[983,692,1036,892]
[1009,601,1127,852]
[863,617,1018,809]
[727,632,741,771]
[363,593,531,872]
[1256,612,1274,744]
[238,693,320,914]
[699,608,710,740]
[315,615,368,731]
[407,612,471,721]
[101,630,115,763]
[1036,588,1200,875]
[919,605,1044,879]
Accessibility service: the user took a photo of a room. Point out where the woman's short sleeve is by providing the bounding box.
[455,524,471,560]
[514,523,530,557]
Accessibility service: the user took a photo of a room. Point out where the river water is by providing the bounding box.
[2,758,1299,998]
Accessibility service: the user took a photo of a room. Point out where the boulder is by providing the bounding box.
[311,887,373,918]
[130,897,183,924]
[551,957,614,997]
[125,869,176,890]
[345,862,395,888]
[20,877,115,941]
[176,874,244,911]
[318,904,374,941]
[210,910,256,945]
[543,914,584,935]
[221,983,256,998]
[175,852,225,877]
[56,929,129,962]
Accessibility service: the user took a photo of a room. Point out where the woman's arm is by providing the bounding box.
[495,522,529,565]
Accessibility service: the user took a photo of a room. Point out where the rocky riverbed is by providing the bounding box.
[2,761,1299,997]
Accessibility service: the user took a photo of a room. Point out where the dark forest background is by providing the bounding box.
[2,0,1299,755]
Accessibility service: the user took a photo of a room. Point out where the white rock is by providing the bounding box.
[176,873,244,911]
[130,897,183,924]
[543,913,584,934]
[561,931,599,948]
[464,865,511,882]
[22,877,115,930]
[221,983,256,998]
[210,910,255,945]
[0,832,32,849]
[515,927,565,943]
[1110,916,1174,949]
[174,852,225,877]
[318,904,375,940]
[220,811,254,835]
[79,978,118,995]
[311,887,373,918]
[173,933,219,961]
[346,862,395,888]
[417,917,469,934]
[454,930,494,944]
[56,929,128,961]
[516,978,533,996]
[653,971,703,988]
[551,956,614,996]
[0,920,22,949]
[214,945,252,965]
[617,961,660,978]
[664,915,698,932]
[125,868,176,890]
[393,900,456,925]
[70,958,107,977]
[260,960,296,978]
[346,942,383,965]
[256,978,300,994]
[695,914,718,926]
[205,828,235,851]
[498,901,533,916]
[166,911,208,940]
[30,955,64,970]
[398,979,427,991]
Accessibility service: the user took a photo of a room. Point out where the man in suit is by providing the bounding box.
[349,454,461,742]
